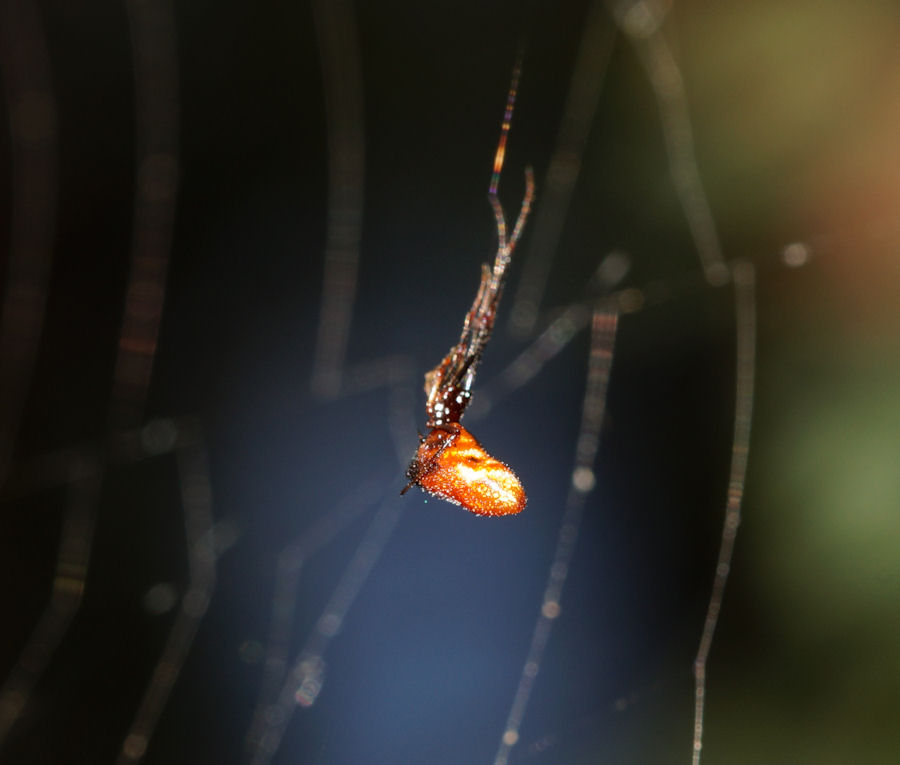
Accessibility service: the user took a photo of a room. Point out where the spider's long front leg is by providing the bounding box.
[425,168,537,429]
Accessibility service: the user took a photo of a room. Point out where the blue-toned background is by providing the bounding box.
[2,1,899,763]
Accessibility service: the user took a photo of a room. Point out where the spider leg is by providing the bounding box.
[489,51,522,197]
[490,196,508,254]
[506,166,535,256]
[488,51,524,254]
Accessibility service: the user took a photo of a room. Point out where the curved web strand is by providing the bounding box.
[308,0,416,403]
[0,0,59,743]
[110,3,191,759]
[611,0,727,283]
[310,0,365,399]
[0,453,102,745]
[494,306,618,765]
[612,4,752,758]
[0,0,58,487]
[111,0,180,432]
[692,261,756,765]
[118,424,220,765]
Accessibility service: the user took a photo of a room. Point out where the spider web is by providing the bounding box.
[2,1,900,764]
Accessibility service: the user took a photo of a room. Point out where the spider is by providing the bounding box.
[401,58,535,517]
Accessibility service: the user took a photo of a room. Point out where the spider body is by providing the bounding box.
[402,56,534,517]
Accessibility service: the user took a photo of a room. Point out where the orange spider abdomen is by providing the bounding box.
[405,425,526,516]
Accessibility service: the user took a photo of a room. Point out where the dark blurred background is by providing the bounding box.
[1,0,899,763]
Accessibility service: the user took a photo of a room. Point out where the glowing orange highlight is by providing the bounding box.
[493,140,507,175]
[404,426,526,517]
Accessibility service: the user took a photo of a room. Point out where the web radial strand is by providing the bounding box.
[494,306,618,765]
[692,261,756,764]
